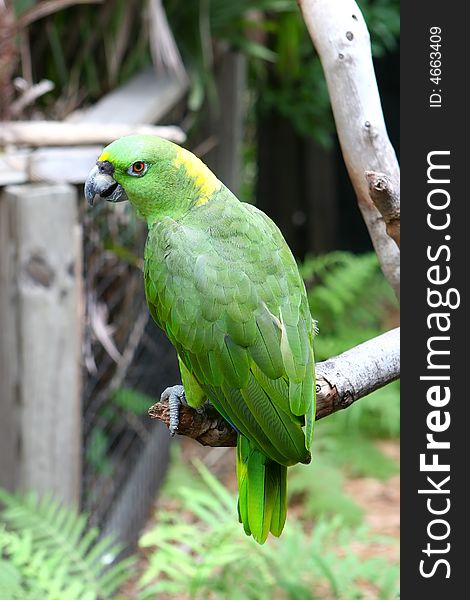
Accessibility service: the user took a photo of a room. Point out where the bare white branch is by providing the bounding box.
[298,0,400,296]
[316,327,400,419]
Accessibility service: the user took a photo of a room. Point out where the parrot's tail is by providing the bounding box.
[236,435,287,544]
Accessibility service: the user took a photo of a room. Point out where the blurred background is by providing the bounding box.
[0,0,399,598]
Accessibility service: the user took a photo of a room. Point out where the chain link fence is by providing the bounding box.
[80,200,179,543]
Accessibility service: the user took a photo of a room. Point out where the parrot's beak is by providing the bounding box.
[84,164,128,206]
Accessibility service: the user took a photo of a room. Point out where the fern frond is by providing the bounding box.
[300,251,397,358]
[137,460,399,599]
[0,489,134,599]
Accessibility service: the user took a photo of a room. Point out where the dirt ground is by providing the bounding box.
[346,441,399,536]
[344,440,400,564]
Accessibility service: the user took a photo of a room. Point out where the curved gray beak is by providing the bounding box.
[84,165,128,206]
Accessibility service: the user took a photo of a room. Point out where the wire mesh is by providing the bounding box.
[80,199,179,535]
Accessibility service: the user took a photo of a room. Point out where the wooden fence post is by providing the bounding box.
[0,183,82,506]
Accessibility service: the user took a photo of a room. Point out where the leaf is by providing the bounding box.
[111,387,153,415]
[0,489,134,599]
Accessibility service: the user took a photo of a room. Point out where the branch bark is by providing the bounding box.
[298,0,400,297]
[365,170,400,248]
[149,327,400,447]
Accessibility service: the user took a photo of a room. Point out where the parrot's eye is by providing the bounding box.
[128,161,148,176]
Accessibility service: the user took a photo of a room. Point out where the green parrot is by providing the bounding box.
[85,135,316,544]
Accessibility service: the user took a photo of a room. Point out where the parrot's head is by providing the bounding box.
[84,135,220,222]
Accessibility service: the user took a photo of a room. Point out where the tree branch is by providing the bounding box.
[298,0,400,297]
[148,328,400,447]
[365,171,400,248]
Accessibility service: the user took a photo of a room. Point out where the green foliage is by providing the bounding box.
[10,0,399,143]
[287,251,400,526]
[259,53,334,146]
[11,0,399,139]
[85,387,154,477]
[164,0,400,141]
[253,0,399,142]
[327,383,400,440]
[361,0,401,57]
[288,424,398,527]
[11,0,153,116]
[288,386,399,527]
[0,490,134,600]
[299,252,399,438]
[300,251,397,359]
[85,428,114,478]
[11,0,35,16]
[165,0,291,112]
[111,387,154,416]
[300,250,399,438]
[137,461,399,599]
[289,460,364,526]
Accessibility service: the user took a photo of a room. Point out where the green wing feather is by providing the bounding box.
[236,435,287,544]
[144,189,316,542]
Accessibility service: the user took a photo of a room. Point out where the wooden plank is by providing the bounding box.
[0,148,101,186]
[28,146,116,184]
[1,125,185,186]
[1,184,83,505]
[0,150,29,185]
[0,68,187,186]
[0,190,20,491]
[78,68,188,125]
[0,122,185,147]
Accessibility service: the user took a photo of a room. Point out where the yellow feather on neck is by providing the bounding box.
[173,147,221,206]
[98,150,110,162]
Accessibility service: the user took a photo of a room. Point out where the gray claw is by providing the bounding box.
[160,385,186,436]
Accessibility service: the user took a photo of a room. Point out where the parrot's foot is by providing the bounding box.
[160,385,186,437]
